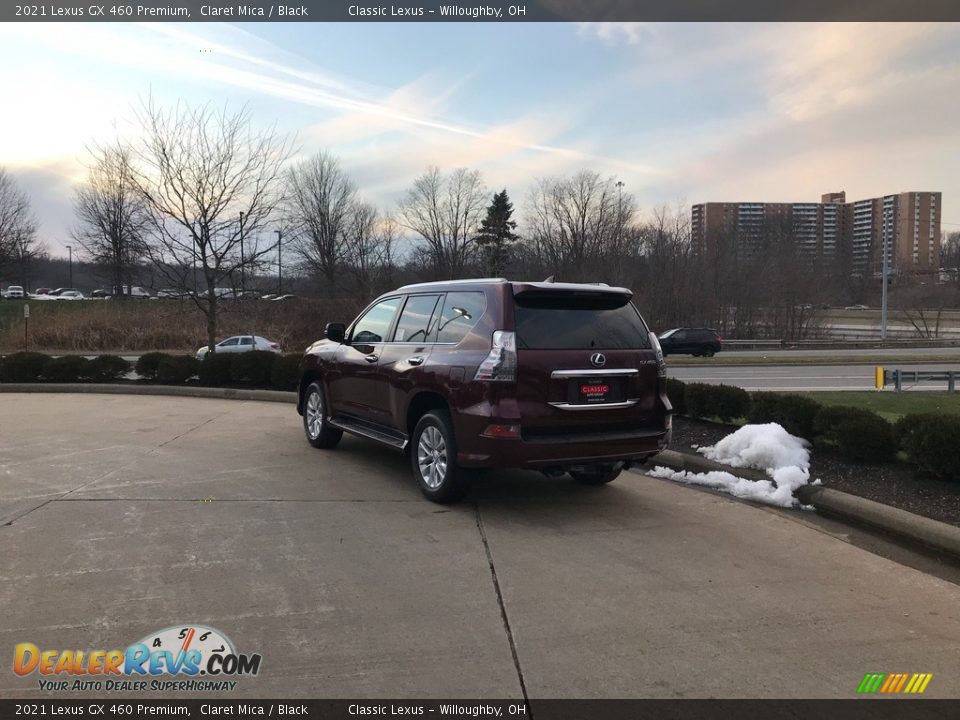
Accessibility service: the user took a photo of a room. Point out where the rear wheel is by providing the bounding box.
[704,346,716,357]
[303,382,342,449]
[570,465,623,485]
[411,410,469,504]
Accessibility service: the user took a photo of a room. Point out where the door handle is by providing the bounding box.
[364,354,379,363]
[407,356,425,366]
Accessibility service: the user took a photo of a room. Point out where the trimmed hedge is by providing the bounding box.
[44,355,89,382]
[711,384,751,422]
[833,413,897,463]
[683,383,749,423]
[198,352,234,386]
[683,383,715,420]
[665,378,686,415]
[0,352,51,382]
[135,352,168,381]
[747,392,820,439]
[896,413,960,481]
[230,350,276,385]
[156,355,199,384]
[813,404,876,441]
[86,355,131,382]
[270,353,301,391]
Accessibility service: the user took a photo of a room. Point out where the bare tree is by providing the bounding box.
[72,143,149,297]
[0,168,39,284]
[399,166,487,278]
[128,99,293,352]
[525,170,636,281]
[284,151,356,294]
[344,203,399,300]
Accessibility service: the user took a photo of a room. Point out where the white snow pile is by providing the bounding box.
[650,423,815,508]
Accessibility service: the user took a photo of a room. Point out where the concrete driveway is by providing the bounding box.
[1,394,958,699]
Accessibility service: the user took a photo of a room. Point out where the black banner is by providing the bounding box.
[1,700,959,720]
[2,0,960,23]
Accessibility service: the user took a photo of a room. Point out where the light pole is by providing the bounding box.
[275,229,282,295]
[239,211,246,295]
[66,245,73,287]
[880,230,890,341]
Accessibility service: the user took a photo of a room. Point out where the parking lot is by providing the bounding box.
[2,393,959,699]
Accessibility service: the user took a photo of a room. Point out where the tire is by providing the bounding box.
[302,381,342,449]
[703,346,715,357]
[411,410,469,504]
[570,465,623,485]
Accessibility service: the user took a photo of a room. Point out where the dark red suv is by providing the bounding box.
[297,279,672,502]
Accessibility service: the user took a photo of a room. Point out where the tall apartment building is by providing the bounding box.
[691,190,941,277]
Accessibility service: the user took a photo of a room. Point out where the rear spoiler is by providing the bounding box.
[512,281,633,299]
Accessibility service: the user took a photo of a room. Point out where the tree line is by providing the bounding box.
[2,99,958,348]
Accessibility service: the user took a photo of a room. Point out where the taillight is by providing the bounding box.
[474,330,517,382]
[649,333,667,377]
[271,343,279,349]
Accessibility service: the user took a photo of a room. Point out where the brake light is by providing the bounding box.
[270,343,279,349]
[474,331,517,382]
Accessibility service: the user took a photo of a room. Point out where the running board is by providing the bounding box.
[328,416,408,451]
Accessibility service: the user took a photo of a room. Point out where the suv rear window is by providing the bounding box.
[514,293,651,350]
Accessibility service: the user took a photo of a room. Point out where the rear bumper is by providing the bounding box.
[455,403,671,469]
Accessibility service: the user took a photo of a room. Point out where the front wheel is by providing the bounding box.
[411,410,470,504]
[303,382,342,449]
[570,465,623,485]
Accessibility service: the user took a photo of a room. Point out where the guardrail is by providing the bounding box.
[876,367,959,392]
[723,338,960,351]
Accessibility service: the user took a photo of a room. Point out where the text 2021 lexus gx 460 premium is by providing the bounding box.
[297,279,672,503]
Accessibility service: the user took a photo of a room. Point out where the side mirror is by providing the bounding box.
[325,322,346,343]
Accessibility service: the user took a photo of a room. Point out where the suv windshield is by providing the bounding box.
[514,293,651,350]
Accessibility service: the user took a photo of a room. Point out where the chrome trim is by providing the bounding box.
[548,399,640,411]
[551,369,639,378]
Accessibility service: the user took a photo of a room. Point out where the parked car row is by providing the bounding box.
[2,287,299,301]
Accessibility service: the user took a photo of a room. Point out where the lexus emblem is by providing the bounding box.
[590,353,606,367]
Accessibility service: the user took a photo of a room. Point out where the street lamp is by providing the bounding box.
[275,229,282,295]
[239,211,246,295]
[65,245,73,287]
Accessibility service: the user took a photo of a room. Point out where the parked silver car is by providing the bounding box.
[195,335,282,360]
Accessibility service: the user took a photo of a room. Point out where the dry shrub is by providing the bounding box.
[0,297,365,353]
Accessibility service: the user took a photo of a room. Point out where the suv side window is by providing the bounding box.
[433,292,486,344]
[393,294,442,343]
[351,297,401,344]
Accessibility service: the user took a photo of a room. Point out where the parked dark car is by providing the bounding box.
[657,327,722,357]
[297,279,672,503]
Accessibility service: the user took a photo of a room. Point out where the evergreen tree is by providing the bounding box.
[474,189,519,277]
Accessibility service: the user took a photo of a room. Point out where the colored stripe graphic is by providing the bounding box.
[858,672,932,694]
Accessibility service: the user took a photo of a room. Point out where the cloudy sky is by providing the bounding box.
[1,21,958,254]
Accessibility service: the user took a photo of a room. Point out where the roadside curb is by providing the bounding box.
[0,383,297,404]
[648,448,960,561]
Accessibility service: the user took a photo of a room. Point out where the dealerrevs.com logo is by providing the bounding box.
[13,624,261,692]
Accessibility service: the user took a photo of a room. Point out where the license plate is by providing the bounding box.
[580,383,609,403]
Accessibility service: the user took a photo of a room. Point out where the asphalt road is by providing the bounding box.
[670,362,960,391]
[2,394,959,699]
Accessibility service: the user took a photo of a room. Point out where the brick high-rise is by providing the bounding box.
[691,190,941,277]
